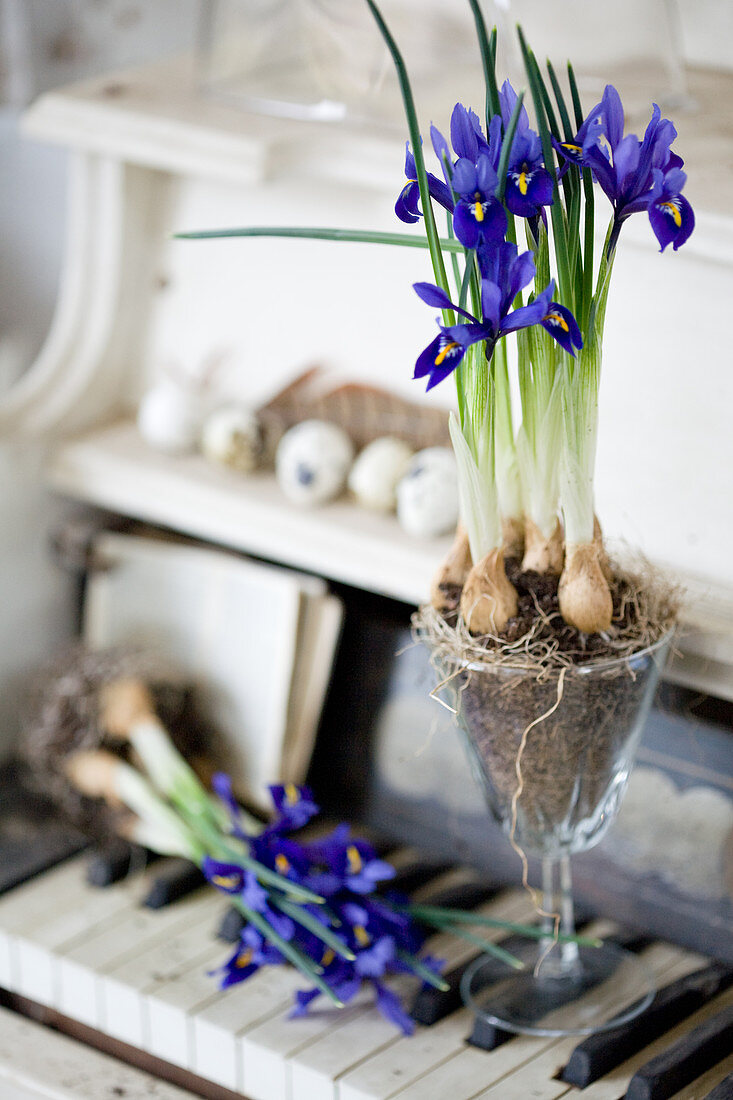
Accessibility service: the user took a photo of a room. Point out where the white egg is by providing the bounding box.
[275,420,354,507]
[396,446,459,538]
[348,437,413,512]
[201,404,262,473]
[137,380,202,454]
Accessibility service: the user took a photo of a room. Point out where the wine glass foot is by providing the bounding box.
[460,941,655,1037]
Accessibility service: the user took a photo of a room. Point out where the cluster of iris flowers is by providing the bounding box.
[203,779,443,1033]
[398,79,692,395]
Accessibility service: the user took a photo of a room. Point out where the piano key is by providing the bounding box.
[57,880,214,1026]
[86,840,153,886]
[0,855,133,993]
[541,984,733,1100]
[398,943,705,1100]
[144,859,206,909]
[702,1068,733,1099]
[241,987,384,1100]
[562,961,733,1087]
[0,1003,196,1099]
[467,924,663,1053]
[196,883,512,1096]
[672,1056,733,1100]
[300,891,536,1100]
[98,892,226,1046]
[218,906,247,943]
[193,965,311,1090]
[624,1002,733,1100]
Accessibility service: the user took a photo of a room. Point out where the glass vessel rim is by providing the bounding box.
[449,627,674,678]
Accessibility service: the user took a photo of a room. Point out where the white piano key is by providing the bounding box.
[100,891,225,1046]
[242,992,380,1100]
[0,857,92,989]
[289,890,536,1100]
[14,867,161,1005]
[192,965,307,1090]
[57,883,215,1027]
[338,935,697,1100]
[442,945,715,1100]
[0,1004,197,1099]
[146,944,229,1068]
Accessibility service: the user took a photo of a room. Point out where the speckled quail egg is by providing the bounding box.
[347,437,413,512]
[275,420,354,507]
[200,404,262,473]
[396,446,459,537]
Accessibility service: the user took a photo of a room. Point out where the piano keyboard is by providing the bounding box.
[0,851,731,1100]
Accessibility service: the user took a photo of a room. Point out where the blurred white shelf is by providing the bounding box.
[46,419,448,605]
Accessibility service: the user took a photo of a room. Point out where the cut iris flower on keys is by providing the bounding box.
[66,714,597,1035]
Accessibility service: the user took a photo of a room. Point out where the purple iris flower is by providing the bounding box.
[413,242,582,391]
[202,856,247,895]
[394,143,454,224]
[211,772,250,840]
[497,81,554,218]
[430,105,506,249]
[267,784,319,832]
[648,165,695,251]
[216,926,284,989]
[303,827,396,896]
[555,85,694,252]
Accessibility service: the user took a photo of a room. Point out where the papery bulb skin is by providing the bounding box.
[460,548,518,635]
[501,516,525,561]
[430,525,472,615]
[559,543,613,634]
[522,518,564,575]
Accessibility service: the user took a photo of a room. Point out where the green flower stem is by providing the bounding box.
[405,904,602,947]
[231,897,343,1006]
[418,918,525,970]
[495,91,526,204]
[395,950,450,991]
[364,0,453,323]
[466,0,501,124]
[276,898,356,962]
[175,226,463,252]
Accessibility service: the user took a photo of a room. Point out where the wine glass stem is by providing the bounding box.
[540,854,580,976]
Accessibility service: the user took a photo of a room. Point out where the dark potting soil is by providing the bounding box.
[500,557,640,662]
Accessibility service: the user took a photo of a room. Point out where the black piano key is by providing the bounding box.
[218,906,247,944]
[144,859,206,909]
[421,880,500,911]
[414,904,596,1033]
[464,908,598,1049]
[383,860,453,897]
[704,1072,733,1099]
[625,1003,733,1100]
[562,962,733,1088]
[86,841,154,886]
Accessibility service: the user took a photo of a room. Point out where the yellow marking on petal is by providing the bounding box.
[544,310,569,332]
[434,341,460,367]
[235,949,253,968]
[346,845,363,874]
[474,200,484,222]
[518,171,528,196]
[354,925,371,947]
[321,948,335,966]
[660,200,682,227]
[275,854,290,875]
[284,784,299,805]
[212,873,241,890]
[562,143,582,155]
